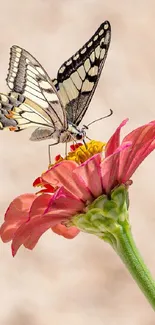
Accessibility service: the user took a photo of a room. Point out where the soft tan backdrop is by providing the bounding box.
[0,0,155,324]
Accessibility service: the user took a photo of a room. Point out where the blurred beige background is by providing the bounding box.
[0,0,155,324]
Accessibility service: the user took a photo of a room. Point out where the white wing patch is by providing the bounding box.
[71,71,83,90]
[77,66,86,81]
[63,79,79,101]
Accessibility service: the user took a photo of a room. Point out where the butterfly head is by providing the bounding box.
[68,123,87,142]
[75,129,86,140]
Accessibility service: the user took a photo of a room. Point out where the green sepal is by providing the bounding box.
[72,184,130,239]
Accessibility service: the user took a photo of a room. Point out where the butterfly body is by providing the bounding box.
[0,21,111,151]
[30,123,86,143]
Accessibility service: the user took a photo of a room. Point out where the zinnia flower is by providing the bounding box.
[1,118,155,256]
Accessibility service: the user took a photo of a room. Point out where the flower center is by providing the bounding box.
[50,140,106,166]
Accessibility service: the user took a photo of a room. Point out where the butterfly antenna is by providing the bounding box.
[86,109,113,128]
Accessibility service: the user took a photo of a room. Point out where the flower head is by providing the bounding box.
[1,119,155,256]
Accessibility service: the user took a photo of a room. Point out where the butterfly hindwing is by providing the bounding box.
[0,92,57,140]
[52,20,111,125]
[6,46,67,130]
[0,93,18,129]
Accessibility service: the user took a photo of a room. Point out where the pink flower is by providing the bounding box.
[1,119,155,256]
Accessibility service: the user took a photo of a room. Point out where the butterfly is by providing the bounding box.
[0,20,111,161]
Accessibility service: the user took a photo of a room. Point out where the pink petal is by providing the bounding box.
[51,224,80,239]
[4,194,36,221]
[0,194,36,242]
[46,187,85,215]
[73,154,103,197]
[105,119,128,157]
[11,214,65,256]
[29,194,52,219]
[119,121,155,182]
[101,142,132,193]
[11,187,84,256]
[42,160,92,201]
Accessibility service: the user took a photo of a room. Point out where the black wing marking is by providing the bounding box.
[6,46,67,130]
[52,21,111,125]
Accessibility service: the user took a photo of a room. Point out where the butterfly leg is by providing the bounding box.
[48,142,59,165]
[83,138,88,149]
[65,142,68,158]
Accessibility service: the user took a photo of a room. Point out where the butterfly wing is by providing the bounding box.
[52,21,111,126]
[0,93,18,129]
[6,45,67,131]
[0,92,59,140]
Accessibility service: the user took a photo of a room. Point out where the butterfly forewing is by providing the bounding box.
[6,46,67,131]
[52,20,111,126]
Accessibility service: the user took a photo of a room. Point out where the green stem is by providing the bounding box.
[73,185,155,309]
[113,225,155,309]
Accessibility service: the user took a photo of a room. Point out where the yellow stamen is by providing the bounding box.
[49,140,106,168]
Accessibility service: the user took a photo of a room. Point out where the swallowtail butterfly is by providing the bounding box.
[0,21,111,157]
